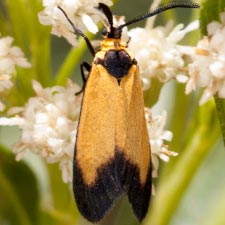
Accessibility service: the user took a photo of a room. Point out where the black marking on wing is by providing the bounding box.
[73,149,151,222]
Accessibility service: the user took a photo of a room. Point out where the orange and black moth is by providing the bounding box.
[59,2,199,223]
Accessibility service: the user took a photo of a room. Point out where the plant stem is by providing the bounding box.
[0,169,31,225]
[54,36,93,86]
[143,124,220,225]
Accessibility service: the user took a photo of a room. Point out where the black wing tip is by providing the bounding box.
[73,150,123,222]
[128,162,152,221]
[73,150,151,222]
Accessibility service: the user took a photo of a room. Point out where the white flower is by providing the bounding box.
[128,20,199,90]
[38,0,113,46]
[145,108,177,180]
[0,75,13,92]
[0,35,31,111]
[0,36,31,72]
[0,80,82,183]
[186,11,225,105]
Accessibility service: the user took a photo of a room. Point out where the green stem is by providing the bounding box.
[54,36,93,86]
[143,125,220,225]
[214,96,225,146]
[0,169,31,225]
[46,164,79,223]
[47,164,71,210]
[168,83,193,153]
[144,78,163,107]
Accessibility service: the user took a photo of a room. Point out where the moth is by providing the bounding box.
[59,1,199,222]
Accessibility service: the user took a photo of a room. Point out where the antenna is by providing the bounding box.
[98,3,113,30]
[57,6,95,56]
[58,2,199,54]
[119,1,200,30]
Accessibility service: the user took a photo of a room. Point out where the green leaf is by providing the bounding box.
[0,146,39,225]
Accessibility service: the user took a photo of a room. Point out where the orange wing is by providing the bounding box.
[73,63,151,222]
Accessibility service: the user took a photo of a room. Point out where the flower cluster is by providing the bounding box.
[0,80,82,183]
[0,35,31,111]
[185,11,225,105]
[38,0,113,46]
[145,109,177,189]
[128,20,199,90]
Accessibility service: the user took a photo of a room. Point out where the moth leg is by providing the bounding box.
[75,62,91,95]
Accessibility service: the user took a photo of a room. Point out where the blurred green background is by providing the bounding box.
[1,0,225,225]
